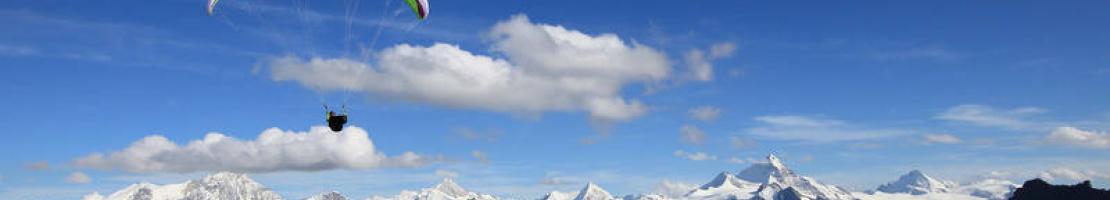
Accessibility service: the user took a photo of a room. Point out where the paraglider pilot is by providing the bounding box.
[326,107,347,132]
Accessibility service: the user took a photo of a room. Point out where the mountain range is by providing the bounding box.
[83,154,1029,200]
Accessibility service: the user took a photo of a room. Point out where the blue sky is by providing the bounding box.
[2,0,1110,199]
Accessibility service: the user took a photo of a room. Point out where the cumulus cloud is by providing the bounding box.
[673,150,717,161]
[74,126,428,173]
[687,106,722,121]
[922,133,962,144]
[653,180,697,198]
[268,14,668,123]
[25,161,49,171]
[747,115,907,142]
[936,104,1048,130]
[684,42,736,81]
[1045,126,1110,149]
[680,125,706,145]
[1038,167,1109,182]
[66,172,91,184]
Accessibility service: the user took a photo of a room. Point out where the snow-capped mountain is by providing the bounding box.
[875,170,955,195]
[540,182,617,200]
[681,154,855,200]
[683,172,759,200]
[540,191,578,200]
[83,172,281,200]
[368,178,497,200]
[575,182,616,200]
[855,170,1017,200]
[306,191,348,200]
[80,156,1023,200]
[736,154,855,200]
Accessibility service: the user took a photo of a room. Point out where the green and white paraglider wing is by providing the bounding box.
[207,0,220,16]
[404,0,429,20]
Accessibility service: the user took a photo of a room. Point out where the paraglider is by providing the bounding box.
[204,0,432,132]
[325,106,348,132]
[207,0,219,16]
[404,0,429,20]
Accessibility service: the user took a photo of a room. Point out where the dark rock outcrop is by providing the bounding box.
[1009,179,1110,200]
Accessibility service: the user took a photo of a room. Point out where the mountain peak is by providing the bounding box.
[877,170,953,195]
[305,191,348,200]
[575,182,614,200]
[698,172,747,190]
[737,154,795,183]
[433,178,469,197]
[767,154,786,169]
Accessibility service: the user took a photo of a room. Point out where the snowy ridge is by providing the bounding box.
[368,178,497,200]
[575,182,616,200]
[306,191,348,200]
[954,179,1017,200]
[735,154,855,200]
[858,170,1017,200]
[540,182,617,200]
[875,170,954,195]
[83,172,279,200]
[684,172,758,200]
[84,156,1023,200]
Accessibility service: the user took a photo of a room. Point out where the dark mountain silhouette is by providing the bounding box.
[1009,178,1110,200]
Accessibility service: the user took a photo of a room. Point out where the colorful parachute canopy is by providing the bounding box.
[404,0,429,20]
[207,0,219,16]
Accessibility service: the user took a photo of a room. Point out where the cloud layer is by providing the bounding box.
[1045,126,1110,149]
[75,126,426,173]
[936,104,1048,130]
[747,115,906,142]
[269,14,671,123]
[673,150,717,161]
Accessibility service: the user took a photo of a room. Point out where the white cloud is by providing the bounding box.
[746,115,907,142]
[74,126,427,173]
[454,128,501,143]
[268,14,668,123]
[435,169,459,179]
[936,104,1048,130]
[673,150,717,161]
[865,47,959,61]
[66,172,91,184]
[687,106,722,121]
[729,136,756,149]
[683,42,736,82]
[1038,167,1110,182]
[0,44,39,56]
[539,177,572,185]
[25,161,49,171]
[727,157,760,164]
[922,133,962,144]
[709,42,738,59]
[653,180,696,198]
[1045,126,1110,149]
[680,125,706,145]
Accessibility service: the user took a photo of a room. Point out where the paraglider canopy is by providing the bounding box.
[327,110,348,132]
[404,0,429,20]
[207,0,219,16]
